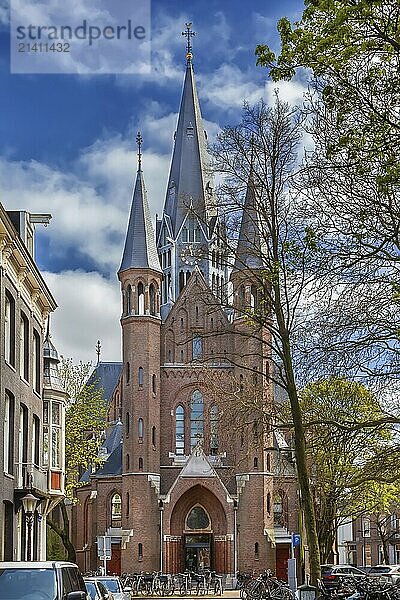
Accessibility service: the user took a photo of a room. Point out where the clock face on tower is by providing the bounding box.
[180,244,203,265]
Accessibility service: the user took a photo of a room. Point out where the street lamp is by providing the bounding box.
[22,492,38,561]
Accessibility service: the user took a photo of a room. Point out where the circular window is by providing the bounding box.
[186,506,210,530]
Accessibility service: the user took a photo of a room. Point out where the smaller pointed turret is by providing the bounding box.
[119,133,161,274]
[232,171,264,274]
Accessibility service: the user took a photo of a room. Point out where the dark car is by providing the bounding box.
[321,564,366,590]
[0,561,90,599]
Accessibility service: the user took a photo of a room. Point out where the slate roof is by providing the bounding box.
[162,62,216,237]
[119,168,161,273]
[86,362,122,404]
[232,174,265,273]
[96,443,122,477]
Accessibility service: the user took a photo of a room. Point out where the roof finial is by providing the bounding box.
[96,340,101,365]
[182,22,195,64]
[136,131,143,172]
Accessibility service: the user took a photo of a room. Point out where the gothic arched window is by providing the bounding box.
[111,493,122,520]
[139,367,143,386]
[138,418,144,439]
[186,506,210,530]
[190,390,204,450]
[149,284,156,316]
[210,405,218,455]
[175,405,185,455]
[126,284,132,315]
[137,282,145,314]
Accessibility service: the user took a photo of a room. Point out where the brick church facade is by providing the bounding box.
[72,37,298,579]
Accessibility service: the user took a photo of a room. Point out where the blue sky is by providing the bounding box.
[0,0,306,363]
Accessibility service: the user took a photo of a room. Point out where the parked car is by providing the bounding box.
[0,561,90,599]
[368,565,400,582]
[84,578,115,600]
[321,564,366,590]
[87,577,130,600]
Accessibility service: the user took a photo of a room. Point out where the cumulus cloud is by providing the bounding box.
[44,270,121,364]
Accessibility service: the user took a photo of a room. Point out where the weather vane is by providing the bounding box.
[182,22,195,63]
[136,131,143,171]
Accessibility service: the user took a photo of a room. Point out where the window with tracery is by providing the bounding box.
[175,405,185,455]
[111,493,122,520]
[190,390,204,449]
[186,506,210,530]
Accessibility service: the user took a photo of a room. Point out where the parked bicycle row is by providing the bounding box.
[118,570,224,596]
[239,570,295,600]
[318,575,400,599]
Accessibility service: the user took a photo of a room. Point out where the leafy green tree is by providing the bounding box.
[47,359,108,562]
[256,1,400,386]
[297,377,399,563]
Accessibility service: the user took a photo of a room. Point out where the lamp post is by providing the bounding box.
[22,492,38,561]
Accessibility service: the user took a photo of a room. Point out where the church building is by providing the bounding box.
[72,27,298,580]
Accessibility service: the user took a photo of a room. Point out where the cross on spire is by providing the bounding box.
[136,131,143,171]
[182,22,195,63]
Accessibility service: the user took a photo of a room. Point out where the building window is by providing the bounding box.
[152,426,156,447]
[126,492,130,517]
[190,390,204,450]
[363,518,371,538]
[267,493,271,514]
[251,285,258,309]
[149,284,156,316]
[139,457,143,470]
[126,412,130,436]
[43,402,49,467]
[255,542,259,559]
[138,543,143,560]
[51,402,62,469]
[3,391,15,475]
[152,374,156,394]
[395,544,400,564]
[253,457,258,469]
[182,227,188,242]
[266,453,271,472]
[32,414,40,467]
[273,493,284,526]
[126,362,130,384]
[126,454,130,470]
[186,506,210,530]
[32,330,41,394]
[20,311,29,381]
[210,405,218,455]
[4,291,15,367]
[111,493,122,520]
[126,284,132,315]
[138,418,144,440]
[139,367,143,387]
[137,282,145,315]
[176,405,185,455]
[18,404,28,486]
[192,336,202,360]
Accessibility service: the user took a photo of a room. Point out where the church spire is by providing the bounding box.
[119,134,161,273]
[232,168,264,273]
[162,24,216,237]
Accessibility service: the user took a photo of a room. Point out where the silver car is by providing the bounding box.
[88,577,130,600]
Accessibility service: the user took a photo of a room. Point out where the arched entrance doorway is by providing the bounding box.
[166,485,231,573]
[184,505,212,571]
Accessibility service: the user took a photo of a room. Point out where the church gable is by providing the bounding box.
[161,269,232,365]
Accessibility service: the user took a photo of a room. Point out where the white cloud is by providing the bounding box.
[265,80,308,108]
[199,63,265,110]
[44,270,121,364]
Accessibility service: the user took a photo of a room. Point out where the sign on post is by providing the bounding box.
[292,533,301,547]
[97,535,112,559]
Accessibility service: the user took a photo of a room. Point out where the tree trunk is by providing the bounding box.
[275,301,321,584]
[47,501,77,563]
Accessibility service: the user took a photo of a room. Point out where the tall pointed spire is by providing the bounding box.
[232,169,265,273]
[162,24,216,236]
[119,134,161,273]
